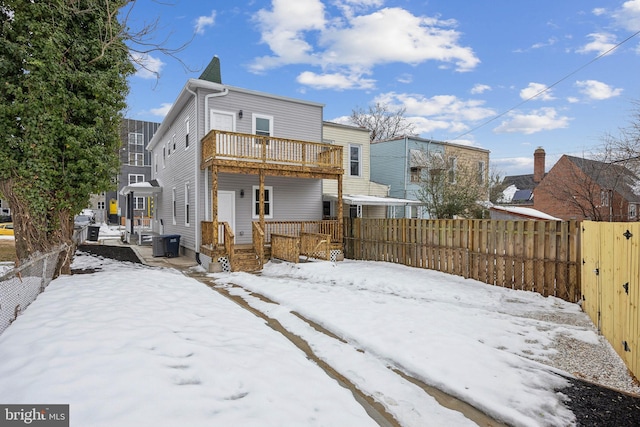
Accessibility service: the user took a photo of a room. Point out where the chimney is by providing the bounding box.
[533,147,545,183]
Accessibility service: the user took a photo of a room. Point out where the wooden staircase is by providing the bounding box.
[230,246,262,272]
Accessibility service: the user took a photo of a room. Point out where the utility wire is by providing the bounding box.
[447,29,640,143]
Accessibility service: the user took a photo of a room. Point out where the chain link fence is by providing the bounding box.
[0,245,67,336]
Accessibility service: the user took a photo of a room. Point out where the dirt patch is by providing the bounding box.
[76,244,142,264]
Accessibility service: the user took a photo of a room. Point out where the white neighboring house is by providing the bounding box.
[322,121,420,219]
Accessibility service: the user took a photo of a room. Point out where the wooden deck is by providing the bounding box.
[201,130,343,178]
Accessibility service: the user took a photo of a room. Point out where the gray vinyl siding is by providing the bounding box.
[198,87,323,142]
[150,80,325,252]
[370,139,407,199]
[152,100,198,251]
[218,173,322,244]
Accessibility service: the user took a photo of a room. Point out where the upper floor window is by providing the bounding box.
[600,189,610,207]
[128,132,144,166]
[185,118,190,148]
[629,203,637,219]
[410,167,422,183]
[253,114,273,137]
[349,144,362,177]
[448,157,457,184]
[477,161,485,185]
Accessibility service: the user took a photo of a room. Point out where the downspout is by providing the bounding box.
[191,85,228,262]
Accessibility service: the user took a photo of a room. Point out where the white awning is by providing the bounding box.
[325,194,422,206]
[119,179,162,196]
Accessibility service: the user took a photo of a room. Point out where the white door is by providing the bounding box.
[218,191,235,244]
[210,111,235,132]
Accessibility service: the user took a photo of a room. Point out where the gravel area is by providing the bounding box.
[524,309,640,426]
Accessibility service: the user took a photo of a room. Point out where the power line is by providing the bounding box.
[447,29,640,143]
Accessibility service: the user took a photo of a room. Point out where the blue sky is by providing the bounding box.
[124,0,640,177]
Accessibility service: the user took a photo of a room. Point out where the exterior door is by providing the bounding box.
[210,110,235,133]
[218,191,235,244]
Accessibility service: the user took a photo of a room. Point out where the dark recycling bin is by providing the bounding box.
[162,234,181,257]
[87,225,100,242]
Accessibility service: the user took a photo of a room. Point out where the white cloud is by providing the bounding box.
[195,10,216,35]
[371,91,495,135]
[576,32,617,56]
[251,3,479,81]
[131,53,165,79]
[592,8,607,16]
[150,103,172,118]
[471,84,491,94]
[520,82,555,101]
[612,0,640,32]
[296,71,375,90]
[397,73,413,84]
[531,37,557,49]
[575,80,623,100]
[493,108,571,135]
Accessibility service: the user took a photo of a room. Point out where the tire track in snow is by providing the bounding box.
[197,273,505,427]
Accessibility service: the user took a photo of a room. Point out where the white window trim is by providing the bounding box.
[128,174,144,185]
[184,182,191,226]
[252,113,273,137]
[185,117,190,149]
[349,144,362,177]
[252,185,273,219]
[172,187,177,225]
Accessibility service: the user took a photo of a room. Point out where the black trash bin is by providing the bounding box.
[162,234,181,257]
[87,225,100,242]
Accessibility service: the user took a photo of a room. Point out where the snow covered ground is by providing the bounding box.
[0,246,625,426]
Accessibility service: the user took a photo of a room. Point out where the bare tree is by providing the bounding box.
[416,152,488,219]
[349,102,416,142]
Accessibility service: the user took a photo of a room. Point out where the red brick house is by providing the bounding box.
[534,155,640,221]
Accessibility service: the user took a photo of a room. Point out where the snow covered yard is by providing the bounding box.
[0,251,636,426]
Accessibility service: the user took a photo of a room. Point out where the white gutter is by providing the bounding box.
[195,86,229,250]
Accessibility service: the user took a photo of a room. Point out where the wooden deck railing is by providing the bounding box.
[201,130,342,171]
[300,232,331,260]
[260,220,340,244]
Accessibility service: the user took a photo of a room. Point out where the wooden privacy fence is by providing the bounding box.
[344,218,581,302]
[581,221,640,380]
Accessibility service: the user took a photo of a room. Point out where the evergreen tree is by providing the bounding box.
[0,0,134,273]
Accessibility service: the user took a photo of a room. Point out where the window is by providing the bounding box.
[448,157,457,183]
[97,201,105,210]
[185,118,190,148]
[185,183,190,226]
[162,147,166,168]
[252,185,273,219]
[172,188,177,225]
[167,141,171,156]
[410,167,422,183]
[133,197,145,210]
[129,152,144,166]
[128,132,144,166]
[252,114,273,144]
[629,203,637,219]
[349,144,361,177]
[172,134,176,151]
[477,161,485,185]
[600,190,610,207]
[129,174,145,211]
